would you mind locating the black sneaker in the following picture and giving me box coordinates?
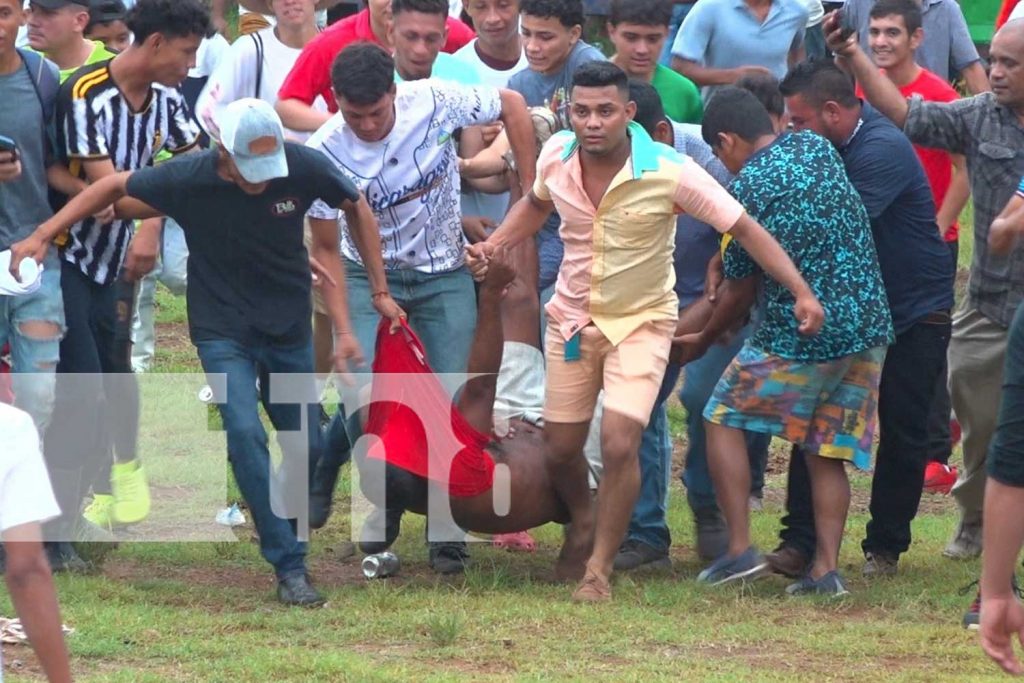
[44,541,90,574]
[358,507,403,555]
[277,573,325,607]
[613,539,671,572]
[429,542,469,575]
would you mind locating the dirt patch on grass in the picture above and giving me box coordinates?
[156,320,192,359]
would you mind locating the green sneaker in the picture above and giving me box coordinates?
[83,493,115,529]
[112,460,151,524]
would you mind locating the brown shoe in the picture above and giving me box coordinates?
[572,571,612,603]
[764,545,811,579]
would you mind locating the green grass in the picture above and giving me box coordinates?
[3,206,999,681]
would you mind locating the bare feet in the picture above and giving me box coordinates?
[555,519,594,581]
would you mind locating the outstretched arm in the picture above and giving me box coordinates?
[456,246,517,435]
[9,171,159,279]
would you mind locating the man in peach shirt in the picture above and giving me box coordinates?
[467,60,823,602]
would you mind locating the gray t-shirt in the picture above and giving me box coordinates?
[0,63,51,254]
[508,41,606,290]
[846,0,980,81]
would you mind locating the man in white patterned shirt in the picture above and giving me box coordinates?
[306,41,534,573]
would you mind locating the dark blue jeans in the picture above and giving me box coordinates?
[196,335,323,579]
[779,315,952,559]
[627,324,770,551]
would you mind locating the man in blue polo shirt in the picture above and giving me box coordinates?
[765,60,955,579]
[670,0,808,97]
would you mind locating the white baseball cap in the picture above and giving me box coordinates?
[218,98,288,183]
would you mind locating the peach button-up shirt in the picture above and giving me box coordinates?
[536,122,746,346]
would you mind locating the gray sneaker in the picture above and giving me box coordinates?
[943,519,982,560]
[692,506,729,562]
[786,570,850,597]
[862,551,898,577]
[613,539,672,572]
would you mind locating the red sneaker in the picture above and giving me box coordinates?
[923,461,957,495]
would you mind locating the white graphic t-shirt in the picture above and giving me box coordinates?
[306,79,502,273]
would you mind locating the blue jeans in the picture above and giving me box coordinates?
[0,255,63,432]
[132,218,188,372]
[345,260,477,374]
[196,335,322,578]
[627,323,769,550]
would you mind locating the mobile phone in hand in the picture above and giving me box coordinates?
[0,135,18,162]
[835,8,856,41]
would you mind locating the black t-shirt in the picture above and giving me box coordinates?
[126,143,359,345]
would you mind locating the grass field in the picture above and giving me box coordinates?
[2,207,1006,682]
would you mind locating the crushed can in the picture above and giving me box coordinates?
[362,551,400,579]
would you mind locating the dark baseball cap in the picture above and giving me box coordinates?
[29,0,92,9]
[87,0,127,23]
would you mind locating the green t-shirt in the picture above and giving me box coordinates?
[53,40,117,84]
[651,64,703,124]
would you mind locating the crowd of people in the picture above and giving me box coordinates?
[4,0,1024,678]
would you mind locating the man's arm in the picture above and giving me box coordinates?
[962,61,992,95]
[496,89,536,195]
[308,216,363,375]
[937,154,971,238]
[337,195,405,329]
[827,15,910,127]
[9,171,160,277]
[671,58,772,87]
[4,524,73,683]
[276,98,333,134]
[466,190,554,281]
[989,191,1024,255]
[672,275,758,365]
[727,213,824,334]
[0,149,21,183]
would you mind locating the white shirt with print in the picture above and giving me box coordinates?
[307,79,503,273]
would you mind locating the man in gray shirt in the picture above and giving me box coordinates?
[827,14,1024,572]
[0,11,64,437]
[841,0,990,94]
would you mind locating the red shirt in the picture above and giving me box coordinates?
[277,9,476,112]
[857,68,960,241]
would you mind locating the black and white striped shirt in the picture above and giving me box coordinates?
[58,59,198,285]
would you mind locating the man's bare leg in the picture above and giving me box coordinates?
[804,452,850,579]
[586,409,645,582]
[705,422,753,556]
[545,421,596,580]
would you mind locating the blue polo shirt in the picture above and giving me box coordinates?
[671,0,808,97]
[839,106,955,335]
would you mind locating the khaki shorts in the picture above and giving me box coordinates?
[543,319,674,427]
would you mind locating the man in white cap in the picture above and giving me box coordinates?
[10,98,404,606]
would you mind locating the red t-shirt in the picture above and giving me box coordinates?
[277,8,476,112]
[857,68,960,241]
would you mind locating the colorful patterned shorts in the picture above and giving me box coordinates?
[703,344,887,470]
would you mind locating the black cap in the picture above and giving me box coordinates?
[87,0,127,23]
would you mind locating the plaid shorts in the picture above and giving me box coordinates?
[703,344,887,469]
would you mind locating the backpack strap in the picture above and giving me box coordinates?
[251,32,265,100]
[16,48,60,157]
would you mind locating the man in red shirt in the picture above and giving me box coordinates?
[858,0,968,495]
[276,0,475,131]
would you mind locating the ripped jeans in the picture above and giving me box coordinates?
[0,256,64,433]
